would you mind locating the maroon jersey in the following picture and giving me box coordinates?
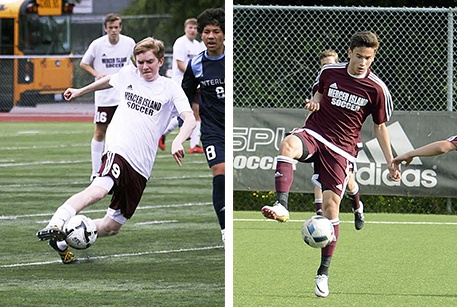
[305,62,393,157]
[447,135,457,148]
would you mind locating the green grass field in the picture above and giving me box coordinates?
[0,122,224,306]
[234,211,457,306]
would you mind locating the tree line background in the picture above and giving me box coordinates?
[120,0,225,52]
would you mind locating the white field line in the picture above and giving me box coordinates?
[0,202,212,220]
[234,218,457,225]
[0,160,90,167]
[0,173,212,189]
[0,245,222,268]
[0,143,87,151]
[3,131,90,138]
[0,155,207,168]
[135,220,179,225]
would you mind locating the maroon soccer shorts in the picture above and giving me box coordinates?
[290,129,352,198]
[94,106,118,125]
[98,151,147,219]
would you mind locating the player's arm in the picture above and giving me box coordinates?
[177,60,187,73]
[64,75,112,101]
[373,123,401,181]
[171,111,196,166]
[392,140,457,167]
[181,62,199,102]
[80,62,105,80]
[303,91,322,124]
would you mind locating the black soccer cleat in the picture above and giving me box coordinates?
[36,225,67,241]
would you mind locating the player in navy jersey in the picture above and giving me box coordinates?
[310,49,365,230]
[182,8,225,246]
[262,31,401,297]
[393,135,457,166]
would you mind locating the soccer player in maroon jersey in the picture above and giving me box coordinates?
[311,49,365,230]
[261,31,401,297]
[392,135,457,166]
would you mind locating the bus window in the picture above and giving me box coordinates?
[19,15,71,55]
[0,18,14,55]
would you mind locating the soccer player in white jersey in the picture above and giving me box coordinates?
[160,18,205,154]
[393,135,457,165]
[36,37,196,264]
[80,13,136,181]
[261,31,401,297]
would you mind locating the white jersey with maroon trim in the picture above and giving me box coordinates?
[305,62,393,157]
[106,65,192,179]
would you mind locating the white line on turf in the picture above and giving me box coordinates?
[0,174,211,189]
[0,245,222,268]
[0,203,212,220]
[234,218,457,225]
[135,220,178,225]
[0,143,87,150]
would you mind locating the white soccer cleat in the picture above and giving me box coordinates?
[261,201,290,222]
[315,274,329,298]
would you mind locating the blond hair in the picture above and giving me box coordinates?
[134,37,165,61]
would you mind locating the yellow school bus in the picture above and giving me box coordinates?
[0,0,76,111]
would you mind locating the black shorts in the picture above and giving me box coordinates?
[99,151,147,219]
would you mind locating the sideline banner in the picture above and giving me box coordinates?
[233,108,457,198]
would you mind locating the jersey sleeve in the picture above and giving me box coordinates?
[173,38,187,62]
[371,81,393,125]
[447,135,457,149]
[81,41,96,65]
[170,80,193,115]
[108,65,129,91]
[181,60,199,103]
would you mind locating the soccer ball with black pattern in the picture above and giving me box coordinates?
[301,215,334,249]
[64,215,98,250]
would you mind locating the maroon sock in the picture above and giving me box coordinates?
[275,160,294,194]
[275,160,294,208]
[348,193,361,211]
[322,223,339,258]
[315,201,323,215]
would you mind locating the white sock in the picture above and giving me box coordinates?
[91,138,104,174]
[56,240,69,251]
[48,204,76,229]
[164,117,179,135]
[190,121,201,148]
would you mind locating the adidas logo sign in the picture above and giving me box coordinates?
[357,121,422,165]
[356,121,436,188]
[127,85,133,90]
[329,83,338,89]
[274,171,283,178]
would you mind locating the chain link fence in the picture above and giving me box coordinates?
[234,5,457,111]
[233,5,457,213]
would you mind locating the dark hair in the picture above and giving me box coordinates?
[104,13,121,27]
[197,8,225,34]
[349,31,379,51]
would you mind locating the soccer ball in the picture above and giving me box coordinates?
[64,215,98,250]
[301,215,334,248]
